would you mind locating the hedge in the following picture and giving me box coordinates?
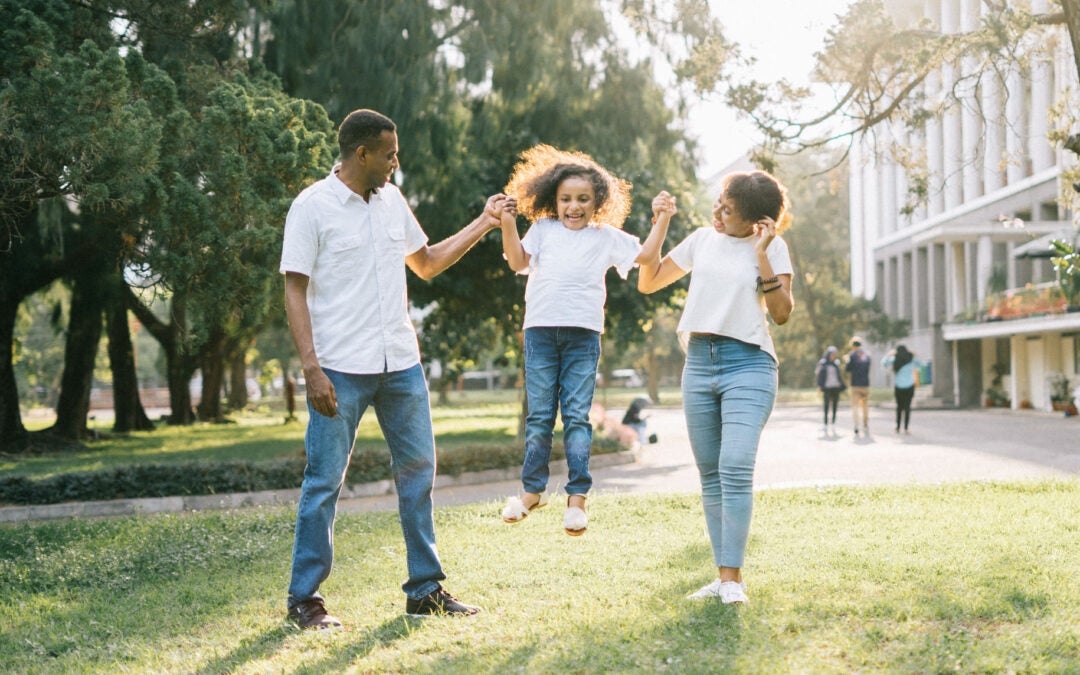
[0,437,626,506]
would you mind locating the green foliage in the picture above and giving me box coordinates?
[1050,237,1080,306]
[259,0,704,380]
[13,281,67,408]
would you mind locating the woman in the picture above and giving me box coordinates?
[638,171,794,604]
[882,345,921,434]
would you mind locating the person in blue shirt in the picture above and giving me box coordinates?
[882,344,922,434]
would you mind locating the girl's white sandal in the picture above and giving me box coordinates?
[501,493,548,523]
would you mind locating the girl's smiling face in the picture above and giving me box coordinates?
[713,195,755,238]
[556,176,596,230]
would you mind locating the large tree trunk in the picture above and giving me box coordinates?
[196,326,227,421]
[128,288,197,425]
[645,337,661,404]
[106,278,153,433]
[49,273,104,441]
[0,296,28,451]
[227,341,248,412]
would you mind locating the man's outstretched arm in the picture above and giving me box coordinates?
[406,194,510,280]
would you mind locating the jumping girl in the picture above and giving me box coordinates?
[497,144,666,536]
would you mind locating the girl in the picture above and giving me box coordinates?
[639,171,794,604]
[815,345,845,434]
[498,144,666,536]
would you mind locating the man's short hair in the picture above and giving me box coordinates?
[338,109,396,158]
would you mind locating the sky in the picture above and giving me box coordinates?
[690,0,856,178]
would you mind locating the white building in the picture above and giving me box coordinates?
[850,0,1079,410]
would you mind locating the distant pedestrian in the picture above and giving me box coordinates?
[622,396,653,445]
[845,336,872,436]
[815,346,845,434]
[882,345,921,434]
[639,170,794,605]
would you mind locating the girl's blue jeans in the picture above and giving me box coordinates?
[682,334,777,569]
[287,364,445,607]
[522,326,601,496]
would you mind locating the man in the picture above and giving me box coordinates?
[280,108,510,629]
[845,336,872,436]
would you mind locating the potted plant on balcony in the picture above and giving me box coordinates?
[1049,373,1073,412]
[984,363,1010,408]
[1050,238,1080,312]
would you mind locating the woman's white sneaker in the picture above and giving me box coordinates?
[687,579,748,604]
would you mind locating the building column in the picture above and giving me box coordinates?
[1005,65,1028,182]
[946,241,967,318]
[862,142,880,299]
[941,0,963,210]
[1030,0,1055,172]
[980,2,1005,193]
[850,136,867,297]
[960,0,983,202]
[924,67,945,215]
[976,235,993,305]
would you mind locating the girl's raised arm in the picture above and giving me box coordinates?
[499,199,530,272]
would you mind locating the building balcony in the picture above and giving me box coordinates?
[943,282,1080,341]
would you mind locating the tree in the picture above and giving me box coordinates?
[703,0,1080,177]
[0,1,171,450]
[259,1,710,400]
[770,149,909,387]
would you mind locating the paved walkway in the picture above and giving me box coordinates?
[341,402,1080,514]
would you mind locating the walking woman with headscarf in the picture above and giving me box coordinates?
[882,345,921,434]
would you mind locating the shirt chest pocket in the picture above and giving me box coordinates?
[327,235,368,272]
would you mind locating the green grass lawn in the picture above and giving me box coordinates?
[2,481,1078,673]
[6,402,524,480]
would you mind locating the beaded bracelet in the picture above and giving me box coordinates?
[756,275,778,288]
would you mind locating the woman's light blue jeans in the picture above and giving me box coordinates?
[287,364,445,607]
[682,334,777,569]
[522,326,601,496]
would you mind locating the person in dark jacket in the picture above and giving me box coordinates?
[845,336,872,436]
[814,346,845,434]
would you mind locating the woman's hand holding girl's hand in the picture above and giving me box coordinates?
[651,191,677,221]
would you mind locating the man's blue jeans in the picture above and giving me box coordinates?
[287,364,445,606]
[682,334,777,569]
[522,326,601,496]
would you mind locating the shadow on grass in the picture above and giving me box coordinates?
[194,626,294,675]
[296,615,429,673]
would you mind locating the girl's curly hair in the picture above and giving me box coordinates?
[504,144,632,228]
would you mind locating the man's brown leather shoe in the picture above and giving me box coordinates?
[287,598,343,630]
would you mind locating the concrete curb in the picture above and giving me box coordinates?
[0,448,639,524]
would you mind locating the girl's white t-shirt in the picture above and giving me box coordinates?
[519,218,642,332]
[668,227,793,362]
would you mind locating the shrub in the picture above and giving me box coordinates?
[0,437,627,506]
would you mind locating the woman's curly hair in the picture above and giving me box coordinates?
[721,171,794,233]
[504,144,632,228]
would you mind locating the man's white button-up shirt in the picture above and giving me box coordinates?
[280,173,428,374]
